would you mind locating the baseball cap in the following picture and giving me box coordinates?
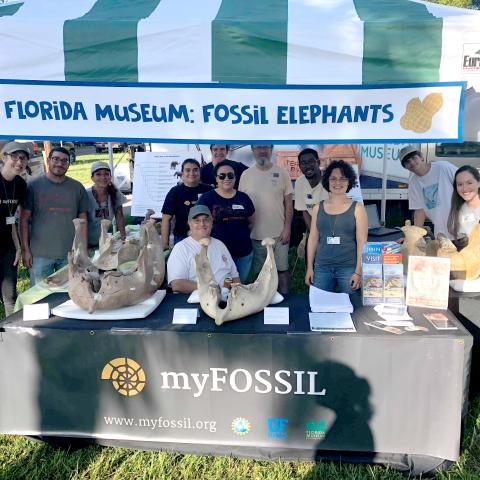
[188,205,212,222]
[1,141,30,158]
[91,161,111,175]
[399,145,421,167]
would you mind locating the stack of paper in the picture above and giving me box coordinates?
[373,304,413,326]
[309,286,353,313]
[309,312,356,332]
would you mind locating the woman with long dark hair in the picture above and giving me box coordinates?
[86,161,127,248]
[447,165,480,242]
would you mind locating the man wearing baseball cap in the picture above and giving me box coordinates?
[399,145,457,237]
[20,147,89,285]
[167,205,239,293]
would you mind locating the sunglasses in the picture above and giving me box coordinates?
[217,172,235,180]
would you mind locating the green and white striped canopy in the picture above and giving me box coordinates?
[1,0,479,88]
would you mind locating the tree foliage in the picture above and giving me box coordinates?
[428,0,472,8]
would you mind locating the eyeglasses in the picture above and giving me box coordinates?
[329,176,348,183]
[8,153,29,164]
[50,156,69,164]
[217,172,235,180]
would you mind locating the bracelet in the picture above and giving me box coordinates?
[353,272,361,276]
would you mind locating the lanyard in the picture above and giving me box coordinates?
[1,175,16,218]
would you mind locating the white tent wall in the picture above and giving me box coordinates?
[1,0,480,224]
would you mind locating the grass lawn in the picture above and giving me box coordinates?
[68,151,130,186]
[1,155,479,479]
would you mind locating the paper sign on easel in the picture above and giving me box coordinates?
[406,256,450,310]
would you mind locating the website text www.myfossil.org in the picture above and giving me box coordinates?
[104,416,216,432]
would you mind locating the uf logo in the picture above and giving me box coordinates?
[268,418,288,439]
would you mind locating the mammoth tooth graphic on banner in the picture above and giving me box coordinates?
[68,214,165,313]
[195,237,279,326]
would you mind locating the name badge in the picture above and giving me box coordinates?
[327,236,340,245]
[232,204,244,210]
[6,216,16,225]
[462,213,476,223]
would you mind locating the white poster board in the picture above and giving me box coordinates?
[131,151,195,218]
[406,256,451,310]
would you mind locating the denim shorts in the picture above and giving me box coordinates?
[233,251,253,284]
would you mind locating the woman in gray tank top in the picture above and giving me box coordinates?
[305,160,368,302]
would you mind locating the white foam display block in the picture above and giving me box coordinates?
[51,290,166,320]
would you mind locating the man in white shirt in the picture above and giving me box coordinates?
[294,148,329,263]
[295,148,329,230]
[167,205,239,293]
[400,145,457,238]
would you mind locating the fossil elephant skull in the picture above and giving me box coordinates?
[195,237,278,325]
[68,215,165,313]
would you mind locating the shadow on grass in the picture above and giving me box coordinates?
[0,437,102,479]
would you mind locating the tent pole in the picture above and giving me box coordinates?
[381,144,388,225]
[108,142,116,234]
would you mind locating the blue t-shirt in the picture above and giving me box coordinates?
[197,190,255,258]
[161,183,213,237]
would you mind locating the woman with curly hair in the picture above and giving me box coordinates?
[305,160,367,303]
[447,165,480,246]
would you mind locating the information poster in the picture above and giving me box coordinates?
[131,151,195,218]
[406,256,451,309]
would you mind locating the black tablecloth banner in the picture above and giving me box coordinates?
[0,293,472,474]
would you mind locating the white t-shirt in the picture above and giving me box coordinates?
[294,174,329,213]
[458,203,480,238]
[167,236,239,285]
[408,161,457,237]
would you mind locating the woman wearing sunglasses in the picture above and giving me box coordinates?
[197,160,255,283]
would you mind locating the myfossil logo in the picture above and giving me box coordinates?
[101,357,146,397]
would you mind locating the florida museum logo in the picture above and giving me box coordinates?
[101,357,146,397]
[231,417,251,436]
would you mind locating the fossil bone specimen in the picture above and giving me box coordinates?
[400,220,427,273]
[195,237,278,325]
[435,224,480,280]
[94,219,140,271]
[68,215,165,313]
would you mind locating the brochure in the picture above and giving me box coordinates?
[424,312,458,330]
[309,312,356,332]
